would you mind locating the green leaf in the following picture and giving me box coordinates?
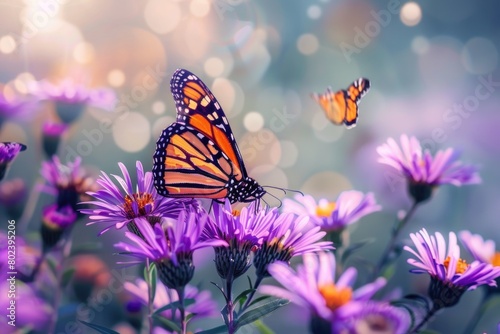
[340,238,374,264]
[78,320,120,334]
[69,242,102,256]
[236,299,289,328]
[249,295,271,307]
[61,267,76,288]
[418,330,440,334]
[197,325,228,334]
[253,319,275,334]
[247,276,253,289]
[144,263,157,302]
[234,288,254,307]
[153,314,182,333]
[153,299,196,315]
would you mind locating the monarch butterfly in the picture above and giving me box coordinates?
[311,78,370,128]
[152,69,266,204]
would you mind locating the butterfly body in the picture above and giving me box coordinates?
[153,69,265,204]
[312,78,370,128]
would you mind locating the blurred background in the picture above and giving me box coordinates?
[0,0,499,333]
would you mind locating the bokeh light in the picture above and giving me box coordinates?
[144,0,182,34]
[297,33,319,55]
[151,100,166,115]
[190,0,211,17]
[112,112,151,152]
[0,35,17,54]
[400,2,422,27]
[73,42,95,64]
[107,69,126,87]
[204,57,225,78]
[461,37,498,74]
[307,5,322,20]
[243,111,264,132]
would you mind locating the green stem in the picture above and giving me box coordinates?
[176,287,187,334]
[226,275,236,334]
[373,201,419,279]
[411,304,439,333]
[146,260,154,334]
[240,276,263,313]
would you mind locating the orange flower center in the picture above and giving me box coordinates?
[490,252,500,267]
[123,192,154,219]
[443,256,469,274]
[232,209,241,217]
[318,283,352,311]
[315,202,336,217]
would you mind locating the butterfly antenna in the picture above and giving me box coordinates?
[264,191,283,208]
[262,185,304,197]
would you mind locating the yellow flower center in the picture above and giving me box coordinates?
[443,256,469,274]
[315,202,336,218]
[318,283,352,311]
[123,192,154,219]
[490,252,500,267]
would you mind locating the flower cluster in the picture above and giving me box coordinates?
[11,90,497,334]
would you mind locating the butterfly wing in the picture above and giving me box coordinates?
[311,88,347,125]
[312,78,370,128]
[153,122,240,199]
[344,78,371,127]
[169,69,248,177]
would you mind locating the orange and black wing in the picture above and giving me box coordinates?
[153,123,238,199]
[344,78,370,127]
[312,77,370,128]
[169,69,247,177]
[311,88,348,126]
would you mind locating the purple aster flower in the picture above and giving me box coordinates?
[0,280,52,332]
[125,278,218,321]
[202,200,273,279]
[404,229,500,308]
[459,230,500,295]
[459,230,500,266]
[41,204,78,250]
[0,87,36,126]
[377,134,481,203]
[282,191,381,233]
[0,142,27,181]
[42,121,68,157]
[253,211,333,278]
[259,252,407,334]
[81,161,196,235]
[29,79,116,123]
[0,231,42,281]
[41,155,95,212]
[115,209,226,289]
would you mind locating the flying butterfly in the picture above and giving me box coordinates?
[311,78,371,129]
[152,69,266,204]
